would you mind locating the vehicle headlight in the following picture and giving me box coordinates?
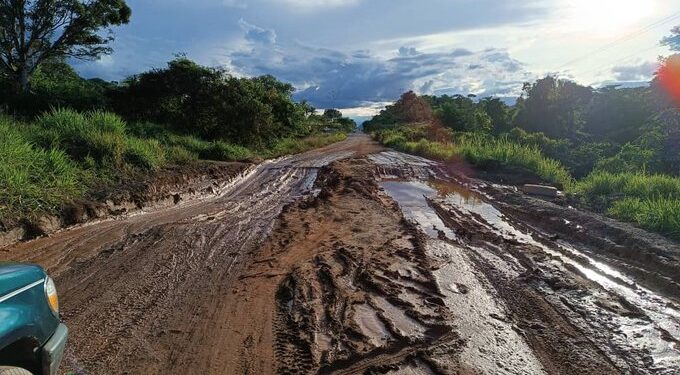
[44,277,59,316]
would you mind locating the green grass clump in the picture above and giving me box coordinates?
[203,141,254,161]
[573,172,680,205]
[0,118,83,221]
[32,108,127,165]
[377,127,573,188]
[165,145,198,164]
[261,133,348,159]
[124,138,167,170]
[609,198,680,240]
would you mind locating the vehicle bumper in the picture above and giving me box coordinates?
[41,324,68,375]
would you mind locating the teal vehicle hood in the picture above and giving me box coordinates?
[0,262,58,351]
[0,263,45,296]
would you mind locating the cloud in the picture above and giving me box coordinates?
[239,19,277,44]
[611,61,658,81]
[222,0,248,8]
[275,0,360,9]
[227,21,533,108]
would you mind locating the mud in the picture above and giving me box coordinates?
[0,161,252,246]
[1,134,679,374]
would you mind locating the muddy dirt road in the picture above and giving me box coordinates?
[2,134,680,374]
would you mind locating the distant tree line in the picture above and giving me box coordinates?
[365,60,680,178]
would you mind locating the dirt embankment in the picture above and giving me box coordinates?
[0,161,251,248]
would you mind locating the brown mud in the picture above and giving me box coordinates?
[0,161,252,247]
[1,134,679,374]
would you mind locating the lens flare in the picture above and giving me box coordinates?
[658,56,680,105]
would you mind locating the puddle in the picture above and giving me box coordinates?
[381,179,546,374]
[372,296,426,337]
[353,303,393,347]
[374,150,680,371]
[438,186,680,369]
[429,179,680,371]
[380,180,455,239]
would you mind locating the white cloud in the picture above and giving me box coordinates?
[612,60,659,81]
[226,21,533,108]
[274,0,359,10]
[222,0,248,8]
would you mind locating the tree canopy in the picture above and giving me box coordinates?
[0,0,131,91]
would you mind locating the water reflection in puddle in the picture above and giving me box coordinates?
[381,177,680,371]
[380,180,456,240]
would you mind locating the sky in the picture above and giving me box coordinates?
[73,0,680,120]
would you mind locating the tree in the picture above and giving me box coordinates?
[0,0,131,92]
[478,97,511,134]
[514,76,593,139]
[323,108,342,120]
[584,86,654,144]
[111,57,312,147]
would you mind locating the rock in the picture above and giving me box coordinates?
[521,184,559,198]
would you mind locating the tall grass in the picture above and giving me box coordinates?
[260,132,348,159]
[572,172,680,205]
[378,128,573,188]
[0,118,83,221]
[609,198,680,240]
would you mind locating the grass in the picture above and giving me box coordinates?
[260,132,348,159]
[609,198,680,240]
[376,127,573,188]
[0,109,349,224]
[572,172,680,239]
[0,117,83,221]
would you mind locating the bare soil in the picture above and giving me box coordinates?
[1,134,678,374]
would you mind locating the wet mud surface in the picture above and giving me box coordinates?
[1,134,679,374]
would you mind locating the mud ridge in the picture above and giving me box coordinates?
[0,161,252,248]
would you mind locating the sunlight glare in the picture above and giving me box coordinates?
[565,0,655,36]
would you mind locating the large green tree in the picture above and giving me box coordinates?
[0,0,131,92]
[514,76,593,139]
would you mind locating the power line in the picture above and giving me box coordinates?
[579,44,661,79]
[555,11,680,71]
